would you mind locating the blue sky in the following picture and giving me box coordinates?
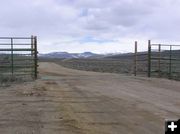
[0,0,180,53]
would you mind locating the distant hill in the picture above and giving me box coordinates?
[39,50,180,60]
[39,52,104,59]
[105,50,180,60]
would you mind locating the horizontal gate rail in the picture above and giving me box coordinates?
[0,43,32,46]
[0,37,32,39]
[0,49,35,51]
[0,65,37,68]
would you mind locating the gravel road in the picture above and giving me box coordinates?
[0,62,179,134]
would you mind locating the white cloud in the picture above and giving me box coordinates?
[0,0,180,53]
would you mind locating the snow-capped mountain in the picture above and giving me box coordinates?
[39,52,102,59]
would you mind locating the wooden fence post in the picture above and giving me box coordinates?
[134,41,137,76]
[158,44,161,77]
[169,45,172,79]
[11,38,14,76]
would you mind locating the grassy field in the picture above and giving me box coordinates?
[40,58,135,75]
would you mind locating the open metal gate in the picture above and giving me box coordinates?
[0,36,38,80]
[148,41,180,80]
[134,40,180,80]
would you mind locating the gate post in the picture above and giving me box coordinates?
[148,40,151,77]
[169,45,172,79]
[158,44,161,77]
[11,38,14,76]
[134,41,137,76]
[34,36,38,79]
[31,35,34,78]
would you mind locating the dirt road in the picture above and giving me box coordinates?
[0,62,180,134]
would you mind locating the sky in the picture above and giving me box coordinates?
[0,0,180,53]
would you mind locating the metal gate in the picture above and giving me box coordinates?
[134,40,180,80]
[0,36,38,80]
[148,41,180,80]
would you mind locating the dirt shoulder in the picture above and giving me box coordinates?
[0,62,179,134]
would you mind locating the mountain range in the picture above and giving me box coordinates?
[39,52,107,59]
[39,49,180,59]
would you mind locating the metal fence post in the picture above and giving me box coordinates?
[31,35,34,78]
[148,40,151,77]
[34,36,38,79]
[134,41,137,76]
